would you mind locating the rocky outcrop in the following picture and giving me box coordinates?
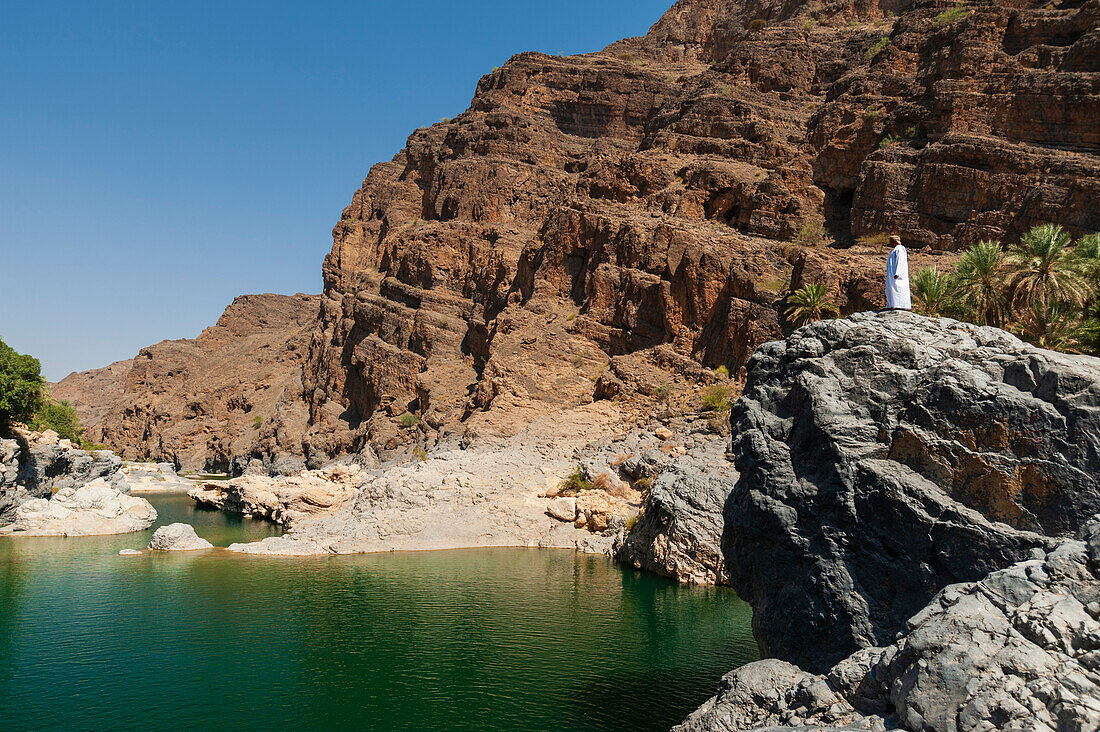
[111,462,192,493]
[615,436,735,585]
[1,430,124,526]
[677,521,1100,731]
[52,293,320,473]
[188,464,363,527]
[724,311,1100,673]
[0,479,157,536]
[148,523,213,551]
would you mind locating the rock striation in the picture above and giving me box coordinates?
[615,436,735,585]
[725,311,1100,673]
[147,523,213,551]
[0,479,156,536]
[676,520,1100,731]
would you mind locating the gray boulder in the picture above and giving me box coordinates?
[725,312,1100,672]
[678,520,1100,731]
[148,523,213,551]
[616,437,734,585]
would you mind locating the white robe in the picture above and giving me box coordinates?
[886,244,912,310]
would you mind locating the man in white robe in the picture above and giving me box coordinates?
[885,235,912,310]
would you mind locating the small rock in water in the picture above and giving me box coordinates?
[118,549,142,556]
[147,523,213,551]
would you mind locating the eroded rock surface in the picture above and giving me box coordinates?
[726,311,1100,672]
[0,479,156,536]
[188,464,363,527]
[1,430,124,525]
[678,522,1100,731]
[148,523,213,551]
[615,436,735,585]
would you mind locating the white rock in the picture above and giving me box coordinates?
[147,523,213,551]
[0,478,156,536]
[546,496,577,522]
[118,548,142,556]
[654,427,674,441]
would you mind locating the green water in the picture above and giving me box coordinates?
[0,494,758,731]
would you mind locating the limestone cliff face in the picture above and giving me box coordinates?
[303,0,1099,457]
[54,294,319,472]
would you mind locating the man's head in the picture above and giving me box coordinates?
[889,235,902,248]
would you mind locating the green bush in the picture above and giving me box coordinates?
[796,219,826,245]
[866,37,889,59]
[253,415,262,429]
[802,19,816,32]
[700,385,732,413]
[0,338,44,431]
[29,396,82,443]
[413,447,428,462]
[652,383,674,402]
[749,18,767,31]
[879,134,896,149]
[935,5,969,24]
[559,467,594,495]
[715,364,730,378]
[625,513,641,531]
[399,413,420,428]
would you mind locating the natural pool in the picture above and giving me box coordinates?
[0,493,757,731]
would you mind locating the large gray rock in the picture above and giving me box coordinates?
[1,434,124,526]
[0,478,157,536]
[725,312,1100,672]
[148,523,213,551]
[615,437,734,585]
[677,521,1100,731]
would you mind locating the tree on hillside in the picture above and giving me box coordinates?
[29,392,83,443]
[785,282,837,327]
[0,338,44,432]
[954,240,1007,327]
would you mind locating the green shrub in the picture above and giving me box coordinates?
[440,117,450,123]
[715,364,730,378]
[632,477,653,493]
[796,219,826,245]
[864,108,881,122]
[253,415,262,429]
[700,385,732,413]
[652,383,674,402]
[625,513,641,531]
[866,37,889,59]
[29,397,82,443]
[879,134,896,149]
[749,18,767,31]
[802,19,816,32]
[559,467,594,495]
[0,338,43,430]
[399,413,420,428]
[413,447,428,462]
[935,5,969,24]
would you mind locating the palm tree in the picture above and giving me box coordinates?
[953,240,1007,327]
[912,267,957,317]
[1013,301,1085,353]
[785,282,838,327]
[1005,224,1093,314]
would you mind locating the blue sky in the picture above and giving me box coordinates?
[0,0,671,381]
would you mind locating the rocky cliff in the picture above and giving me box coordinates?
[53,293,319,472]
[303,0,1099,459]
[724,311,1100,673]
[57,0,1099,472]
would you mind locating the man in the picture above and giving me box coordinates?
[885,235,911,310]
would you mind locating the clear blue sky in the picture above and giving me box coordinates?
[1,0,671,381]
